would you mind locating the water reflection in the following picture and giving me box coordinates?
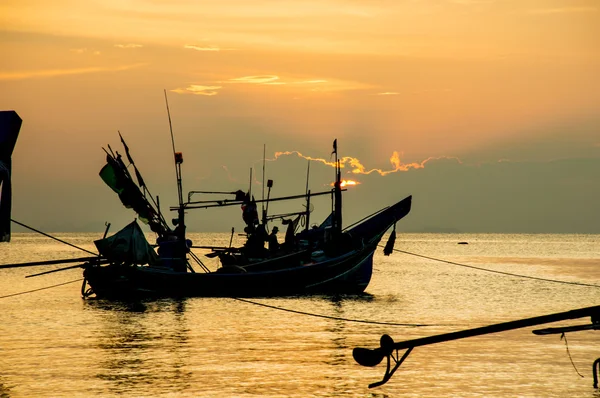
[84,298,192,395]
[83,297,187,314]
[0,377,12,398]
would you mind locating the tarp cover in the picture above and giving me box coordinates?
[94,220,159,266]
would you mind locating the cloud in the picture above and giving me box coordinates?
[528,7,598,14]
[298,80,328,84]
[114,43,144,48]
[222,75,372,91]
[450,0,495,4]
[0,63,146,81]
[183,44,227,52]
[171,74,373,98]
[272,150,463,177]
[70,48,101,55]
[171,84,222,96]
[227,75,280,84]
[375,92,399,96]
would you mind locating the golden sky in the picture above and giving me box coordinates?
[1,0,599,232]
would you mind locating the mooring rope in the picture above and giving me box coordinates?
[383,246,600,288]
[233,297,459,327]
[11,219,98,256]
[0,279,83,299]
[561,332,585,378]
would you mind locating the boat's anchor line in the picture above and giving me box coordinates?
[0,279,83,300]
[232,297,456,327]
[81,278,94,298]
[353,305,600,388]
[10,219,98,256]
[381,245,600,289]
[594,358,600,388]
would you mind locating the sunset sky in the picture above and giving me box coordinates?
[1,0,599,233]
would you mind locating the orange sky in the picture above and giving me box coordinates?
[1,0,599,232]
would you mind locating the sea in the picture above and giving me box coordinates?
[1,232,599,398]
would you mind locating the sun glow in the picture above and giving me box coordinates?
[340,179,359,187]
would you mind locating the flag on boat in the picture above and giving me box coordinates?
[99,153,161,232]
[118,132,146,188]
[241,192,259,226]
[118,131,135,165]
[99,157,125,194]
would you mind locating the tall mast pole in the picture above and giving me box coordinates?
[333,139,342,236]
[305,159,311,231]
[164,90,183,207]
[262,144,266,223]
[164,89,187,272]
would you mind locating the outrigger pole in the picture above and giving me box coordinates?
[353,305,600,388]
[175,189,345,210]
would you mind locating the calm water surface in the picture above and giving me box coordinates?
[1,233,599,397]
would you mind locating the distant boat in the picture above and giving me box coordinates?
[457,242,468,245]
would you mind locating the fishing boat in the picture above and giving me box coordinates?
[0,104,411,299]
[81,135,412,299]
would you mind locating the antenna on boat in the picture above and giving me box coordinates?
[332,139,342,235]
[248,167,252,197]
[305,160,311,231]
[261,144,266,223]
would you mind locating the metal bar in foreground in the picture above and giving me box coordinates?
[353,305,600,388]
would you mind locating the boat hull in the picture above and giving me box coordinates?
[84,195,411,299]
[84,240,376,299]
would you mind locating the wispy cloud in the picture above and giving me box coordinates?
[227,75,280,84]
[298,80,328,84]
[184,44,227,52]
[528,7,598,14]
[272,151,463,176]
[0,63,146,81]
[171,84,222,96]
[222,75,372,91]
[114,43,144,48]
[171,74,372,97]
[375,92,399,96]
[70,48,101,55]
[450,0,495,4]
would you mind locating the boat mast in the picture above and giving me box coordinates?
[261,144,266,223]
[333,139,342,236]
[164,90,185,240]
[305,159,310,231]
